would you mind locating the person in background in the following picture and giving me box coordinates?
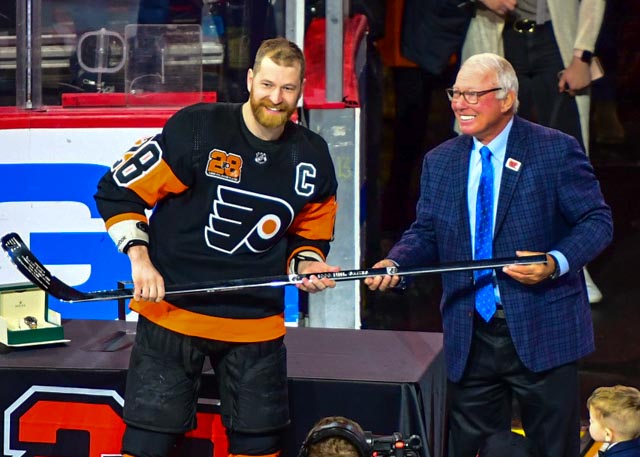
[95,37,339,457]
[365,53,613,457]
[299,416,369,457]
[587,385,640,457]
[378,0,473,246]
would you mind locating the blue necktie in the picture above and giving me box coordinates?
[475,146,495,322]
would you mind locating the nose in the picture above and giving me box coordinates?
[269,88,283,105]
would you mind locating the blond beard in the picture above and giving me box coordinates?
[249,91,296,129]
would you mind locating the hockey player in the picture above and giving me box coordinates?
[94,37,339,457]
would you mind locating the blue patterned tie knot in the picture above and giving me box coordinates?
[475,146,495,322]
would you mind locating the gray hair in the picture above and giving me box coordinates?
[462,53,520,113]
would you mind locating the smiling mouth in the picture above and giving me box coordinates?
[264,105,283,113]
[459,114,476,121]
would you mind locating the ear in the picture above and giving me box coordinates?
[246,68,254,93]
[500,90,515,113]
[604,426,614,442]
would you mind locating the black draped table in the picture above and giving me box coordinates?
[0,320,446,457]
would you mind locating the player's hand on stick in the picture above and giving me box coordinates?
[364,259,402,291]
[127,245,165,302]
[296,261,340,293]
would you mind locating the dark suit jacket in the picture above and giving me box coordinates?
[600,439,640,457]
[401,0,473,75]
[388,116,613,382]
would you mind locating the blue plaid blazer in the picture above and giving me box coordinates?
[388,116,613,382]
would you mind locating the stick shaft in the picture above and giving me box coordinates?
[2,232,547,303]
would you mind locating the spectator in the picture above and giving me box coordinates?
[378,0,473,243]
[299,416,370,457]
[587,385,640,457]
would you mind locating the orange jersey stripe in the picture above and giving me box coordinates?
[104,212,148,230]
[288,196,337,240]
[126,159,188,207]
[131,300,286,343]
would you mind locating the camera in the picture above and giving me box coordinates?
[367,432,422,457]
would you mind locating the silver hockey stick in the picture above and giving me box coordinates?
[2,232,547,303]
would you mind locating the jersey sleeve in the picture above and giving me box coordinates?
[286,136,338,264]
[94,107,197,246]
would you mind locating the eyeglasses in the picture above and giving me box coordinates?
[445,87,503,104]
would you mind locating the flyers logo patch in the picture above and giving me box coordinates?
[206,149,243,183]
[205,186,294,254]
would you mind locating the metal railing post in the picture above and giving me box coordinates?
[15,0,42,109]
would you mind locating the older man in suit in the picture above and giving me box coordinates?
[366,53,612,457]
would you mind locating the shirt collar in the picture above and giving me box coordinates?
[471,118,514,164]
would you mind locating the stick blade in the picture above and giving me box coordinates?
[1,232,87,301]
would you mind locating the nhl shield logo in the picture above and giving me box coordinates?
[255,152,268,164]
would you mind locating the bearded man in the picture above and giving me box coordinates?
[95,37,339,457]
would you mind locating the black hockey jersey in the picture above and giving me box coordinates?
[95,103,338,342]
